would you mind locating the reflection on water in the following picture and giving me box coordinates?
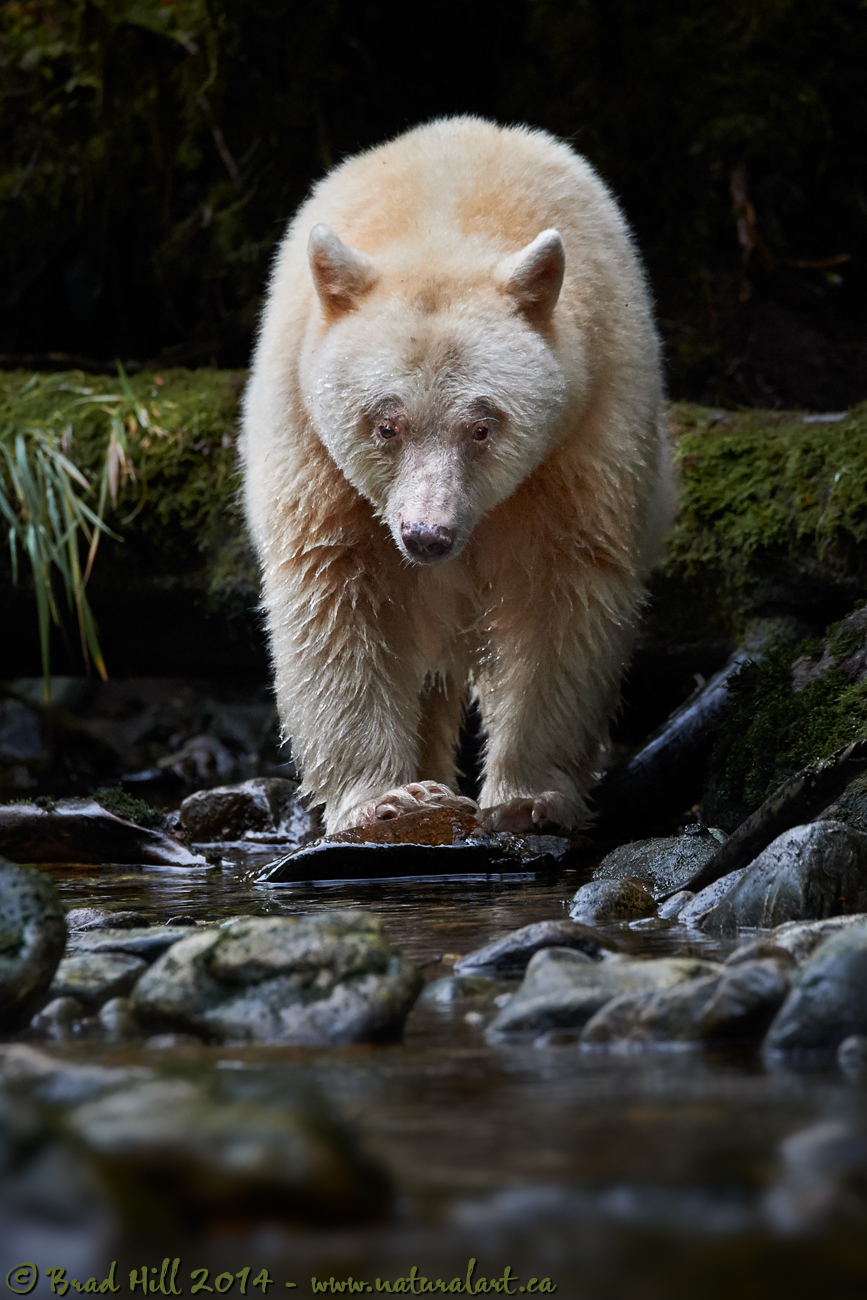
[6,858,867,1298]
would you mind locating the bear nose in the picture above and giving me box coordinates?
[401,522,455,562]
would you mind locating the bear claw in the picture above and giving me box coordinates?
[350,780,481,828]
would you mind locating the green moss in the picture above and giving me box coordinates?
[91,787,163,829]
[657,402,867,639]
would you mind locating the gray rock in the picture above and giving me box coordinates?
[179,777,319,844]
[65,907,151,930]
[580,974,723,1046]
[700,822,867,937]
[420,974,499,1003]
[677,867,750,926]
[0,1043,148,1103]
[569,878,657,924]
[724,939,798,969]
[657,891,695,919]
[0,858,67,1030]
[455,919,617,976]
[763,1121,867,1233]
[837,1034,867,1074]
[67,1074,390,1226]
[768,914,867,964]
[98,997,140,1040]
[67,924,200,961]
[489,948,721,1035]
[28,997,84,1041]
[132,911,422,1045]
[764,921,867,1057]
[699,960,791,1041]
[49,951,148,1010]
[0,799,206,866]
[592,828,726,898]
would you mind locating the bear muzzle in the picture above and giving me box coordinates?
[400,521,456,563]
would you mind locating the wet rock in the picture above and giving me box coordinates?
[28,997,84,1041]
[837,1034,867,1075]
[66,923,201,962]
[67,1074,391,1227]
[724,939,798,969]
[420,974,498,1003]
[579,974,723,1047]
[700,821,867,937]
[0,799,207,865]
[179,777,318,844]
[259,809,572,882]
[455,919,617,976]
[763,1121,867,1232]
[98,997,140,1040]
[765,913,867,964]
[0,858,67,1030]
[49,951,148,1010]
[488,948,720,1036]
[763,920,867,1057]
[0,1043,148,1103]
[65,907,151,930]
[132,911,422,1045]
[676,867,749,926]
[569,878,657,924]
[657,891,695,919]
[592,827,726,898]
[699,959,791,1041]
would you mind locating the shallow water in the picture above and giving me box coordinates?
[8,857,867,1298]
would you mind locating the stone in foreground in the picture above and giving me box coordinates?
[0,858,67,1030]
[569,877,657,924]
[132,911,422,1045]
[49,951,148,1011]
[488,948,720,1035]
[700,821,867,936]
[455,919,617,976]
[763,920,867,1058]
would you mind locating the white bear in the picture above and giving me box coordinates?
[242,116,674,834]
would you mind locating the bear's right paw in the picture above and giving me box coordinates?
[349,781,480,828]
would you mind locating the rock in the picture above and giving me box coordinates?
[67,1075,391,1227]
[0,799,207,865]
[580,974,723,1047]
[657,890,695,919]
[65,907,151,930]
[569,878,657,924]
[765,914,867,964]
[488,948,720,1035]
[837,1034,867,1074]
[98,997,140,1040]
[0,1043,148,1103]
[179,777,319,844]
[49,951,148,1010]
[132,911,422,1045]
[724,939,798,969]
[0,858,67,1030]
[420,974,498,1003]
[28,997,84,1041]
[454,919,617,976]
[699,960,791,1041]
[763,921,867,1057]
[66,923,201,961]
[592,828,725,898]
[676,867,749,926]
[700,821,867,936]
[258,810,573,882]
[763,1121,867,1233]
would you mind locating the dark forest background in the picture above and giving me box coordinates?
[1,0,866,410]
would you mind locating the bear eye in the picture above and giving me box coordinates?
[472,423,490,443]
[377,423,399,440]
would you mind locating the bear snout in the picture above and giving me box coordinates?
[400,522,456,563]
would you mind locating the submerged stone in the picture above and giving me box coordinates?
[569,877,657,924]
[0,858,67,1030]
[455,919,617,976]
[132,911,422,1045]
[700,821,867,937]
[67,923,201,961]
[488,948,720,1036]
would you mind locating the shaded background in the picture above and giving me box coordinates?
[2,0,866,410]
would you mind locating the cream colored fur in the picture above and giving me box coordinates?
[242,116,674,834]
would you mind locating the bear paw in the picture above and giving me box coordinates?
[352,781,480,828]
[481,791,574,834]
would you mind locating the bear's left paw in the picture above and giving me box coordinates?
[481,791,575,834]
[354,781,480,827]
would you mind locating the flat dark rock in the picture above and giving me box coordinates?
[0,800,207,866]
[257,832,572,883]
[456,919,618,975]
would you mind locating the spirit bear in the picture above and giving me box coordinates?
[242,116,673,834]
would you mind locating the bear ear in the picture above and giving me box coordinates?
[499,229,565,323]
[308,224,378,316]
